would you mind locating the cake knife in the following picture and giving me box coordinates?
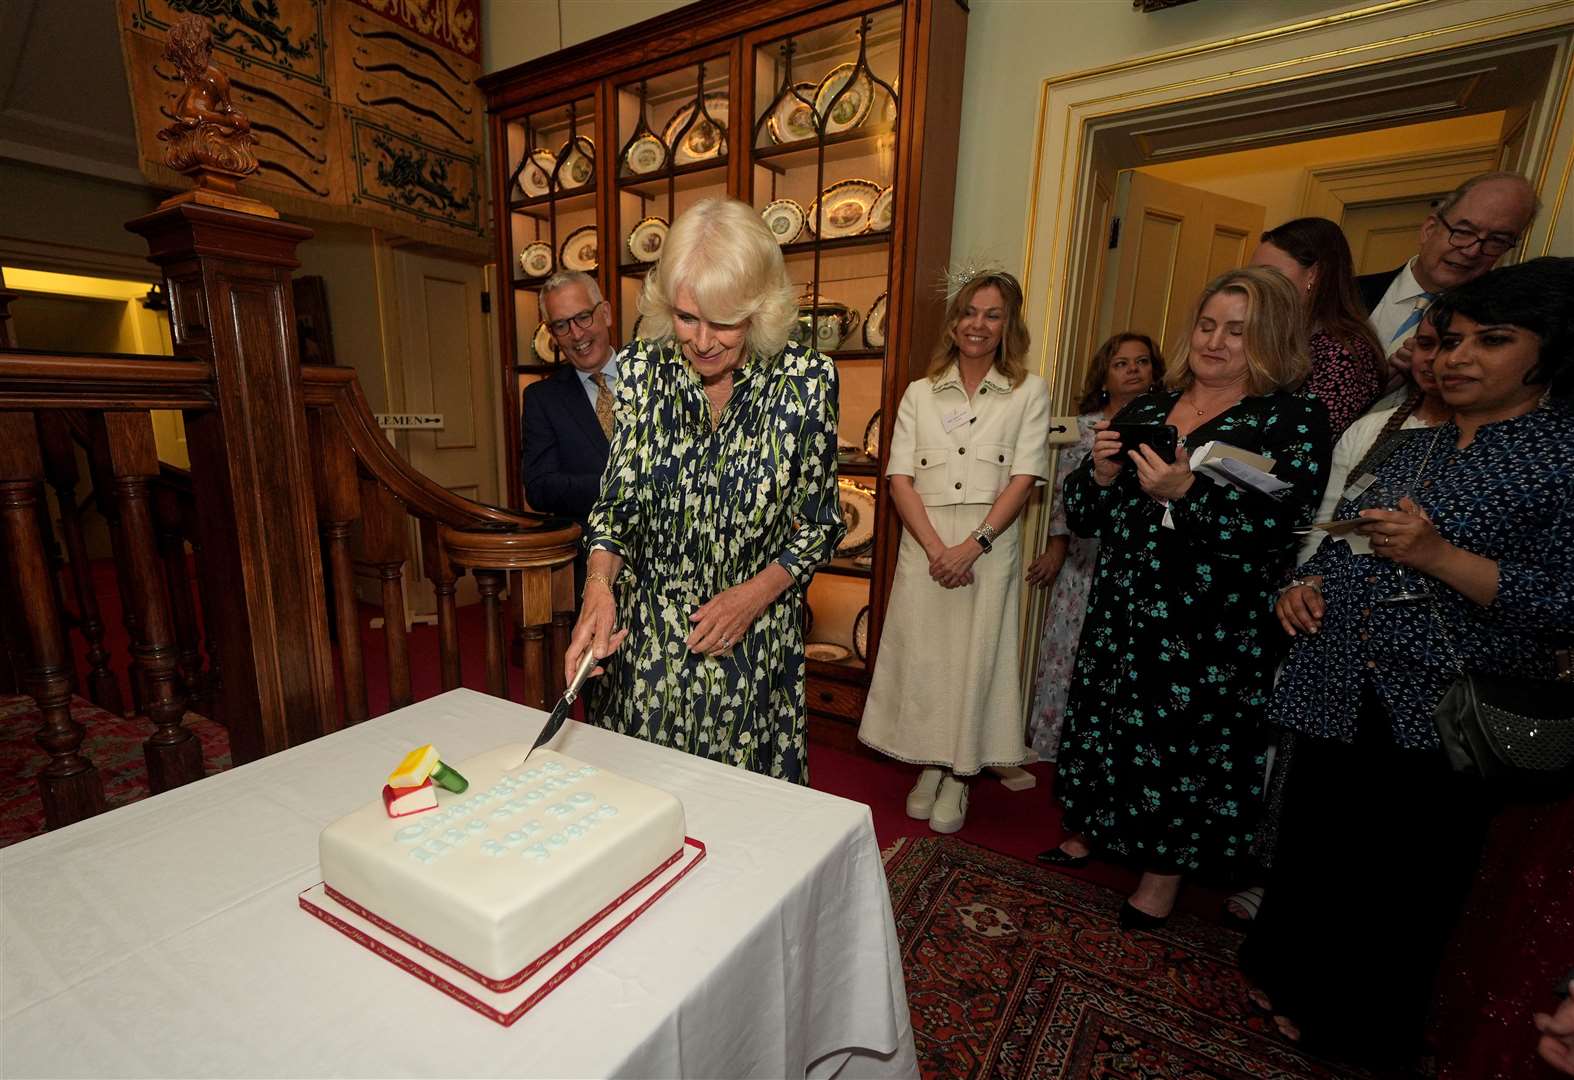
[522,647,599,762]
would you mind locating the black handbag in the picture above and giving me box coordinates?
[1430,607,1574,780]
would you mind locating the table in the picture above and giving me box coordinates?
[1,690,916,1078]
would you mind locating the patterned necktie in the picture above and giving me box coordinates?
[590,372,614,440]
[1390,293,1438,345]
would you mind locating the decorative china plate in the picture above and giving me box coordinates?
[558,139,594,190]
[867,185,894,233]
[862,410,881,458]
[768,83,819,144]
[627,217,668,263]
[560,226,598,272]
[853,606,870,661]
[814,63,874,134]
[533,321,556,363]
[864,292,888,349]
[663,94,729,165]
[808,179,881,239]
[837,478,876,557]
[623,133,666,175]
[805,642,851,663]
[762,199,805,246]
[519,148,556,198]
[518,242,553,279]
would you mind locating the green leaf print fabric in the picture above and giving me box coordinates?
[585,339,845,783]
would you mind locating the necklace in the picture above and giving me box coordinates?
[702,375,732,429]
[1182,388,1243,417]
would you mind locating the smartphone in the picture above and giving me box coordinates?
[1109,422,1178,464]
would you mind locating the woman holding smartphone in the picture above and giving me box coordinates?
[1043,267,1332,929]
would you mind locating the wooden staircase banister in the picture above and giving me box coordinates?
[0,350,216,410]
[301,364,561,533]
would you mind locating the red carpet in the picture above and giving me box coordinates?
[884,836,1385,1080]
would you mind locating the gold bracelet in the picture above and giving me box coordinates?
[583,570,617,597]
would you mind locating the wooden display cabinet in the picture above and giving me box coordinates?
[480,0,969,740]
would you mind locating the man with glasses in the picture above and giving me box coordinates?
[521,270,620,598]
[1357,171,1538,384]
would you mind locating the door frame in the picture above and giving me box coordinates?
[1013,0,1574,725]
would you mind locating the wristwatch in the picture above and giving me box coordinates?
[970,523,996,553]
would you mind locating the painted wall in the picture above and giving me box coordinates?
[953,0,1364,271]
[1138,112,1507,228]
[295,223,397,413]
[484,0,693,72]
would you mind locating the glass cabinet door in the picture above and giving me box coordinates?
[748,6,903,671]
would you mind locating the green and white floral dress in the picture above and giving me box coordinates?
[585,339,844,783]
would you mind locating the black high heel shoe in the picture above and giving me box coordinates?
[1118,900,1170,931]
[1036,845,1092,869]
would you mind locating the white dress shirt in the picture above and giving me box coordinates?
[1367,258,1436,358]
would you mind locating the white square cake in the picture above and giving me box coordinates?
[319,746,686,984]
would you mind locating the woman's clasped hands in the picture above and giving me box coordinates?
[927,538,979,590]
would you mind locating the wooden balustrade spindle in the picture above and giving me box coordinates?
[0,412,106,826]
[85,420,149,714]
[358,476,412,710]
[153,483,204,714]
[440,524,579,710]
[420,519,462,691]
[474,568,510,698]
[96,412,205,792]
[309,412,367,727]
[36,413,124,714]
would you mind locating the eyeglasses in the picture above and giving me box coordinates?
[1433,212,1519,257]
[546,302,605,336]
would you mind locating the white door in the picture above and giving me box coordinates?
[1105,170,1267,361]
[392,249,498,614]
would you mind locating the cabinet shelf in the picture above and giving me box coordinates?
[778,232,890,257]
[509,187,597,219]
[751,125,897,169]
[618,157,730,197]
[819,556,873,579]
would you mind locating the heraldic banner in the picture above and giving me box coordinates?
[119,0,488,254]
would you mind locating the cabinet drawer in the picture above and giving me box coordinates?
[807,676,867,722]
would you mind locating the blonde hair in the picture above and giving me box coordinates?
[1166,267,1308,395]
[637,197,799,359]
[925,271,1030,387]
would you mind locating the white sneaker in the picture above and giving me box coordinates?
[929,775,968,834]
[905,768,945,820]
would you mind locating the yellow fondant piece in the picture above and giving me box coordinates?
[388,744,440,788]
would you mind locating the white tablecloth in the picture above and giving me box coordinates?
[1,689,916,1079]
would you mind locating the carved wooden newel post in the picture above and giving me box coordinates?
[124,14,335,762]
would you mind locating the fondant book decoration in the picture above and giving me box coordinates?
[383,780,438,818]
[385,744,469,818]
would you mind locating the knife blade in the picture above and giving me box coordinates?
[522,647,599,762]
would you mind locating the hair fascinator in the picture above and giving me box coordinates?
[940,257,1021,302]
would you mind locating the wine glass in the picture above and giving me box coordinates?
[1352,478,1430,604]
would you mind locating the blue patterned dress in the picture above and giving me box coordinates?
[585,339,844,783]
[1054,390,1331,872]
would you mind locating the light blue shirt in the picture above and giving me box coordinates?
[574,352,619,410]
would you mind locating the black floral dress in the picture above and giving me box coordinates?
[584,339,844,783]
[1054,390,1331,872]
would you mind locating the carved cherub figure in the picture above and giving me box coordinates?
[158,13,257,179]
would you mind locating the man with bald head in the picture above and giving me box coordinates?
[1358,171,1538,382]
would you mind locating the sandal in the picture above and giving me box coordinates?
[1222,885,1264,928]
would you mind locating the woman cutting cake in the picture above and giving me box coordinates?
[564,198,844,783]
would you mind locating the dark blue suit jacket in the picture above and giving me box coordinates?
[521,364,610,530]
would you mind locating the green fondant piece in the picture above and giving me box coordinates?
[430,760,469,793]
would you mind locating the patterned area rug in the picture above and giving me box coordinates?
[884,836,1380,1080]
[0,694,231,849]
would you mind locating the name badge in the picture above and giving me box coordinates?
[941,406,973,433]
[1343,472,1377,502]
